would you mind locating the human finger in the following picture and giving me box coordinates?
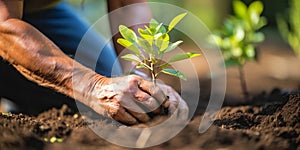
[174,94,189,120]
[138,80,168,106]
[156,83,188,118]
[126,109,150,123]
[112,107,138,125]
[131,89,162,113]
[119,94,151,122]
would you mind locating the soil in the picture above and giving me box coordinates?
[0,92,299,150]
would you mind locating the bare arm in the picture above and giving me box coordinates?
[0,0,186,124]
[0,0,107,106]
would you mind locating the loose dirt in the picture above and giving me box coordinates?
[0,92,299,150]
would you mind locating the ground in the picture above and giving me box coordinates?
[0,92,299,150]
[0,33,300,149]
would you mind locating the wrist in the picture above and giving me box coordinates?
[72,67,109,105]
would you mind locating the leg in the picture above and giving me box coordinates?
[23,2,122,76]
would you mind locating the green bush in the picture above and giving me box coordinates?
[210,0,267,66]
[277,0,300,57]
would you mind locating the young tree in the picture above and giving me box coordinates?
[210,0,267,100]
[117,13,200,84]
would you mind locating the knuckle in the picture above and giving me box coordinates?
[128,74,140,82]
[137,94,150,102]
[127,75,141,87]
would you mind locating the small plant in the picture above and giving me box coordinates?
[276,0,300,57]
[117,13,200,84]
[209,0,267,100]
[44,137,63,143]
[1,112,12,117]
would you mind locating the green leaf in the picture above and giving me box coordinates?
[163,40,183,53]
[50,137,57,143]
[156,34,170,52]
[248,1,264,26]
[136,63,147,69]
[117,38,140,55]
[224,19,235,35]
[149,19,159,28]
[138,28,150,36]
[138,28,154,46]
[161,69,187,80]
[233,26,245,42]
[255,16,267,29]
[245,45,255,59]
[250,32,265,43]
[248,1,264,16]
[137,37,152,55]
[276,15,288,39]
[121,54,142,63]
[233,0,247,18]
[145,25,156,35]
[150,19,167,34]
[49,137,63,143]
[154,33,163,39]
[119,25,137,43]
[168,52,201,63]
[224,59,242,67]
[56,138,63,143]
[159,63,170,69]
[231,47,242,57]
[168,12,187,31]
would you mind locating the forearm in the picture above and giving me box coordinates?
[107,0,152,55]
[0,19,107,106]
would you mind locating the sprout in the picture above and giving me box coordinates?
[117,13,200,84]
[209,0,267,100]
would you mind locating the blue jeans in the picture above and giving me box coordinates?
[23,2,122,77]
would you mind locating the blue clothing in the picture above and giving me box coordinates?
[23,2,122,77]
[0,2,123,113]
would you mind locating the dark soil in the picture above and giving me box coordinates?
[0,92,299,150]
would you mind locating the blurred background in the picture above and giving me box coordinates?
[65,0,299,104]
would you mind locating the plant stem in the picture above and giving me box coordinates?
[238,66,249,101]
[150,61,156,85]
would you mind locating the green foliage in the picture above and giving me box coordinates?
[276,0,300,57]
[44,137,63,143]
[118,13,200,81]
[1,112,12,117]
[209,0,267,66]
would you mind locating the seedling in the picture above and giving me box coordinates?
[117,13,200,84]
[1,112,12,117]
[44,137,63,143]
[209,0,267,100]
[277,0,300,57]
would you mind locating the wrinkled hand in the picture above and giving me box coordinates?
[156,83,189,120]
[88,75,188,125]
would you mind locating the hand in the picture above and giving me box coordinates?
[156,83,189,120]
[130,69,189,120]
[89,75,170,125]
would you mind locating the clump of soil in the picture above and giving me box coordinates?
[215,93,300,149]
[0,93,299,150]
[0,105,85,149]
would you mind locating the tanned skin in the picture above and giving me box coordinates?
[0,0,188,124]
